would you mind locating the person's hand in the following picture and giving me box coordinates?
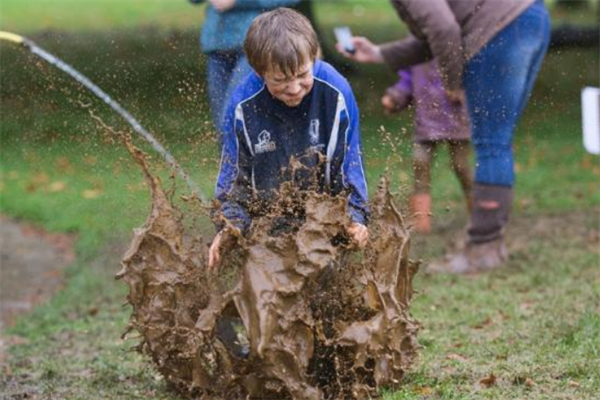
[208,227,241,270]
[336,36,384,64]
[208,231,224,270]
[347,222,369,249]
[209,0,235,12]
[381,94,398,114]
[445,88,466,106]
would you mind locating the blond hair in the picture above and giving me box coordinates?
[244,8,320,76]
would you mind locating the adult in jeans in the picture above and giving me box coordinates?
[189,0,299,130]
[339,0,551,273]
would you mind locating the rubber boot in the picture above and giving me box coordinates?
[410,193,431,234]
[216,317,250,359]
[428,184,512,274]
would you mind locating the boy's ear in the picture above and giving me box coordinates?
[316,48,323,60]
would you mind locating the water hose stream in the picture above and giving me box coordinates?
[0,31,207,203]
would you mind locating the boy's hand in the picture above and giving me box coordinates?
[209,0,235,12]
[208,227,242,270]
[208,231,224,270]
[337,37,384,64]
[347,222,369,249]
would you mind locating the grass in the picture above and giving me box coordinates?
[1,1,599,399]
[0,0,202,34]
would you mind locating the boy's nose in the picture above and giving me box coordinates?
[286,80,302,95]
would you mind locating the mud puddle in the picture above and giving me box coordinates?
[116,139,420,400]
[0,215,75,361]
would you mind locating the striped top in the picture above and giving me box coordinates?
[214,60,369,231]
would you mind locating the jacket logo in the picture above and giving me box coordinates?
[254,130,276,154]
[309,119,320,145]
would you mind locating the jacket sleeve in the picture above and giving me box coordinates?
[232,0,300,10]
[385,68,413,110]
[380,35,432,73]
[380,0,464,91]
[396,69,413,95]
[334,90,369,225]
[214,99,253,233]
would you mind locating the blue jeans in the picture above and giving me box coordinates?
[464,0,550,187]
[206,49,253,130]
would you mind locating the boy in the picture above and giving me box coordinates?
[209,7,369,268]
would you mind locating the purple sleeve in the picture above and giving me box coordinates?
[395,69,413,95]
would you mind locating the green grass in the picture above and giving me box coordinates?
[0,0,203,34]
[1,2,599,399]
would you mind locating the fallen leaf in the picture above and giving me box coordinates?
[518,198,534,209]
[520,301,535,311]
[498,311,511,321]
[26,172,49,192]
[567,380,580,388]
[49,181,67,193]
[446,353,469,363]
[473,316,493,329]
[82,189,103,199]
[415,386,432,395]
[55,157,73,173]
[399,171,409,183]
[525,378,535,387]
[479,373,496,388]
[514,162,523,173]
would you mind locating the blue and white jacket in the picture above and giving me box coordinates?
[214,60,369,232]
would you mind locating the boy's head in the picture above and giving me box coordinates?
[245,8,320,107]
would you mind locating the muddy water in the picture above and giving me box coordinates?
[117,144,420,399]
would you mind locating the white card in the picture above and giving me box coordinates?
[582,87,600,155]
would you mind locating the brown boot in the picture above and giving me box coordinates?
[427,184,512,274]
[410,193,431,234]
[427,238,508,274]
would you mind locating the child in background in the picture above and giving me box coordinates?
[381,60,473,233]
[209,8,369,268]
[189,0,299,130]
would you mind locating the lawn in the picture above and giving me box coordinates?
[0,1,599,399]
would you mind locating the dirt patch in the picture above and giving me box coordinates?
[0,215,75,361]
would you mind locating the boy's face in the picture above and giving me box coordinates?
[263,61,314,107]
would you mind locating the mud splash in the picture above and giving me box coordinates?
[117,147,420,399]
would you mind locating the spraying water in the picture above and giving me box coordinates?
[0,31,206,203]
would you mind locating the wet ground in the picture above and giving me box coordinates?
[0,215,74,360]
